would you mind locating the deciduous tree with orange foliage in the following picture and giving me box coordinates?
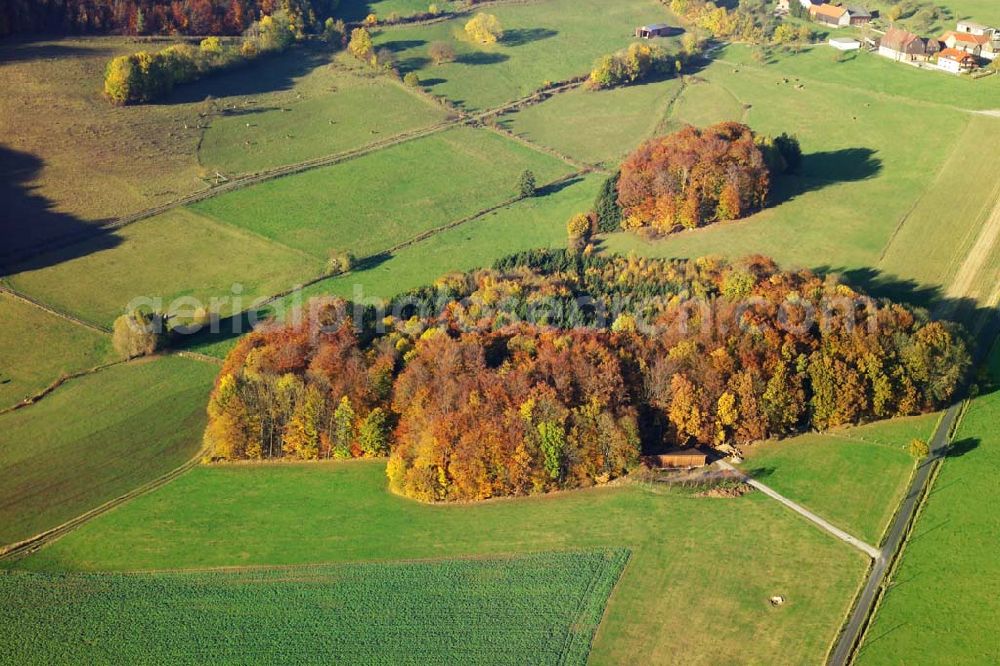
[617,122,771,233]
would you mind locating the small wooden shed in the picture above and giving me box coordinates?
[635,23,673,39]
[646,449,709,469]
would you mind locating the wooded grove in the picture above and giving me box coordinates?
[205,250,969,502]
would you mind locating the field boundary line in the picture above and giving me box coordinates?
[0,284,109,334]
[3,76,588,272]
[481,123,605,174]
[717,460,881,559]
[102,546,624,575]
[943,179,1000,305]
[0,119,460,270]
[0,360,128,416]
[0,437,212,562]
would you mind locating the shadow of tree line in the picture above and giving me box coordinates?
[0,146,121,277]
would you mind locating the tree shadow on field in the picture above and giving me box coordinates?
[946,438,980,458]
[0,146,121,277]
[0,38,111,65]
[742,465,776,481]
[397,56,431,74]
[380,39,427,53]
[503,28,558,47]
[456,51,510,66]
[164,45,332,105]
[537,176,583,197]
[769,147,882,207]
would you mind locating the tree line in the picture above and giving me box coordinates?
[204,250,969,502]
[0,0,339,38]
[103,10,344,104]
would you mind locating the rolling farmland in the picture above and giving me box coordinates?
[1,0,998,662]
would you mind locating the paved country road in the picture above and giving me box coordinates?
[827,403,963,666]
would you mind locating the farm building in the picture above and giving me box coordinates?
[646,449,710,469]
[941,30,998,59]
[635,23,673,39]
[829,36,861,50]
[956,20,993,36]
[810,3,850,27]
[878,27,930,61]
[937,48,978,73]
[846,6,872,25]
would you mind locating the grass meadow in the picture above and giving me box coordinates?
[4,208,323,328]
[1,550,626,665]
[858,345,1000,664]
[191,126,573,259]
[719,44,999,111]
[877,114,1000,304]
[187,174,602,358]
[503,78,683,167]
[0,292,114,408]
[0,356,216,547]
[372,0,677,111]
[198,66,449,176]
[14,460,867,665]
[738,414,940,545]
[601,55,987,306]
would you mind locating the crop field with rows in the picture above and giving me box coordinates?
[0,550,629,665]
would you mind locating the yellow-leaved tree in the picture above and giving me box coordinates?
[465,13,503,44]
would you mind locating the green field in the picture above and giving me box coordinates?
[601,54,990,303]
[0,356,216,547]
[15,460,867,665]
[199,66,449,176]
[503,79,683,167]
[857,345,1000,664]
[1,550,626,665]
[372,0,677,111]
[878,114,1000,303]
[720,44,999,111]
[739,415,940,545]
[0,293,114,408]
[186,173,601,357]
[669,75,747,128]
[192,126,572,260]
[4,208,322,328]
